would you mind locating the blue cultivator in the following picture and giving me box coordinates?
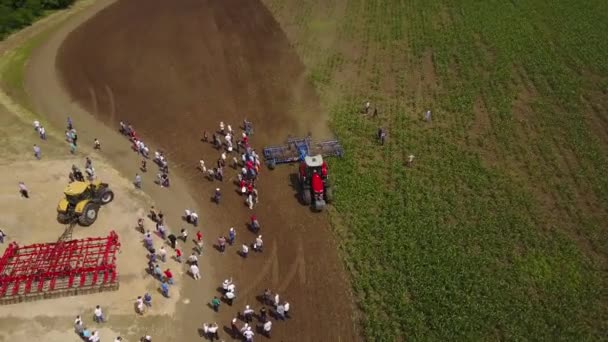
[263,136,344,169]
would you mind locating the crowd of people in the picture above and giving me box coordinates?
[24,115,293,341]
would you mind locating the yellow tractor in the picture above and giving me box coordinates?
[57,180,114,226]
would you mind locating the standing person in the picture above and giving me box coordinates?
[207,323,219,341]
[33,144,41,160]
[33,120,40,132]
[284,302,291,318]
[407,154,415,167]
[274,293,280,308]
[0,229,5,244]
[160,281,169,298]
[18,182,29,198]
[134,173,142,188]
[167,233,177,249]
[240,244,249,258]
[211,296,221,312]
[188,252,198,265]
[190,211,199,226]
[253,235,263,252]
[217,236,226,253]
[242,327,254,342]
[144,293,152,307]
[74,315,84,335]
[276,303,286,320]
[231,318,239,338]
[153,265,162,280]
[222,278,233,294]
[202,131,209,142]
[136,296,145,315]
[190,263,200,280]
[263,289,272,305]
[214,188,221,204]
[372,106,378,117]
[70,141,77,154]
[67,116,73,130]
[175,248,182,263]
[259,306,268,322]
[225,288,236,305]
[164,269,174,285]
[424,109,432,122]
[141,159,147,172]
[180,228,188,242]
[137,218,145,233]
[262,320,272,337]
[93,305,104,323]
[219,121,225,134]
[195,231,204,254]
[243,305,254,322]
[94,138,101,150]
[39,126,46,140]
[250,215,260,233]
[228,227,236,246]
[158,246,167,262]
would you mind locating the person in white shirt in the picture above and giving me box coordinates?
[222,278,233,293]
[243,305,254,322]
[240,323,250,335]
[284,301,291,318]
[190,212,198,226]
[158,246,167,262]
[219,121,225,134]
[88,330,100,342]
[241,244,249,258]
[136,296,144,314]
[243,327,254,341]
[227,283,236,293]
[227,124,233,134]
[263,320,272,337]
[93,305,104,323]
[188,252,198,265]
[274,293,280,307]
[207,323,219,335]
[33,120,40,132]
[199,160,206,173]
[190,263,200,280]
[253,235,263,252]
[74,315,84,335]
[225,288,236,305]
[221,152,227,161]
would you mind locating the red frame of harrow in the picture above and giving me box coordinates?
[0,231,120,301]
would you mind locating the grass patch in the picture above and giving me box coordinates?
[263,0,608,339]
[0,30,54,109]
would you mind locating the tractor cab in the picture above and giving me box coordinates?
[298,155,333,211]
[299,155,328,181]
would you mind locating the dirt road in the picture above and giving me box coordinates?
[26,0,358,340]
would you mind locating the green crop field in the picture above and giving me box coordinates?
[262,0,608,340]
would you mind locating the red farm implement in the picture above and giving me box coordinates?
[0,231,120,304]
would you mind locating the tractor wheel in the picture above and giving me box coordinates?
[57,212,71,224]
[79,203,100,226]
[324,186,334,203]
[302,189,312,205]
[99,189,114,205]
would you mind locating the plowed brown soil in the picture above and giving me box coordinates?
[56,0,357,340]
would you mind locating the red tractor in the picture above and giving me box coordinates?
[299,155,333,211]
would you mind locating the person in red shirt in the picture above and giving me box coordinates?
[175,248,182,263]
[195,231,203,255]
[164,269,173,284]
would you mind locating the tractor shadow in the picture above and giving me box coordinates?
[288,173,306,205]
